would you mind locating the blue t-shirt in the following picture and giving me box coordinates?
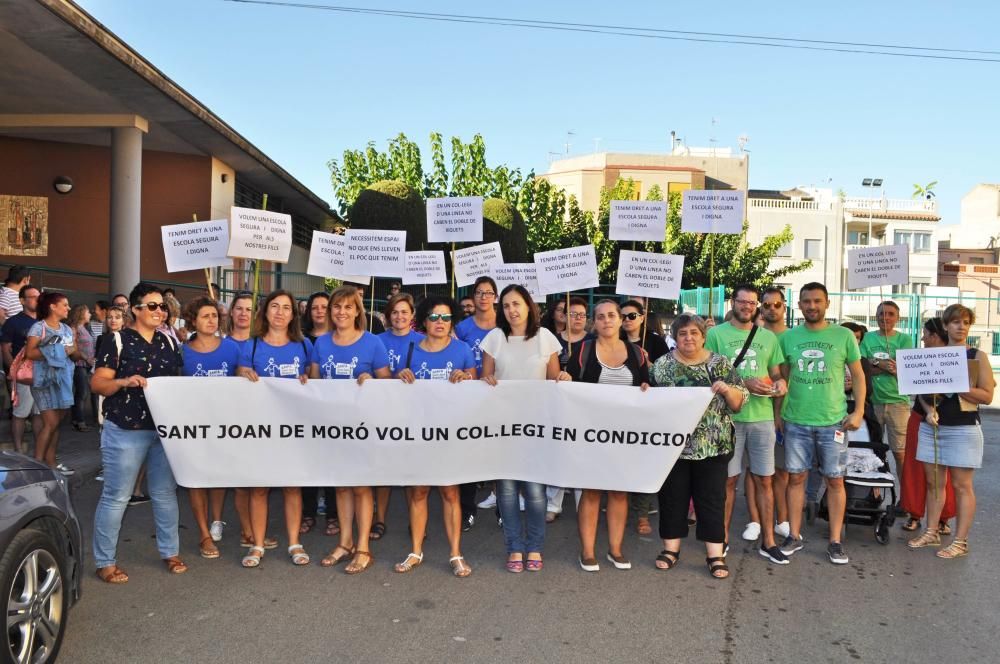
[378,330,425,374]
[238,337,313,378]
[229,336,253,354]
[311,331,390,380]
[1,312,39,358]
[404,338,476,380]
[183,338,240,377]
[454,316,496,372]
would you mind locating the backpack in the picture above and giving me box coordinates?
[573,338,647,382]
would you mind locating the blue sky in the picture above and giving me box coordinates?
[81,1,1000,225]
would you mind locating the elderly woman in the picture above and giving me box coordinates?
[393,295,476,577]
[564,299,649,572]
[908,304,995,558]
[650,313,747,579]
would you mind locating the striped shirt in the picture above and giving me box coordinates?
[597,362,635,386]
[0,286,21,317]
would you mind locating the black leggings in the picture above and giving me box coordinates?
[657,454,729,543]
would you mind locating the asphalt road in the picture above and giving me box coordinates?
[58,414,1000,664]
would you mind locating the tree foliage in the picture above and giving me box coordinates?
[348,180,426,250]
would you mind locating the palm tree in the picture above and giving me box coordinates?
[912,181,938,199]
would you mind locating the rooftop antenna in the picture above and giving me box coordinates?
[710,117,718,158]
[593,137,602,153]
[738,134,749,154]
[565,131,576,155]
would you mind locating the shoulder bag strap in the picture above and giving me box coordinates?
[733,325,759,368]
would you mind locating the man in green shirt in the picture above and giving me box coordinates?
[707,285,789,564]
[778,282,866,565]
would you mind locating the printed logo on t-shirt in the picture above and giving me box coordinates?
[794,348,829,389]
[387,348,403,372]
[469,339,482,363]
[873,351,890,360]
[263,356,300,377]
[321,355,358,379]
[415,361,454,380]
[192,362,229,377]
[740,348,759,373]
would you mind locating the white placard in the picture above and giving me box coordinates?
[492,263,542,300]
[609,200,668,242]
[426,196,484,243]
[681,190,745,234]
[160,219,233,273]
[847,244,910,290]
[453,242,504,287]
[615,250,684,300]
[305,231,370,285]
[534,244,600,295]
[227,206,293,262]
[403,251,448,285]
[343,229,407,278]
[896,346,971,395]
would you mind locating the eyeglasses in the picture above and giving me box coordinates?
[760,302,785,310]
[733,299,759,307]
[622,312,642,321]
[568,312,587,319]
[134,302,165,311]
[474,291,496,298]
[426,313,453,322]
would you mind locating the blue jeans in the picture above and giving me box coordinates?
[93,421,179,567]
[783,422,849,478]
[71,365,91,423]
[497,480,546,555]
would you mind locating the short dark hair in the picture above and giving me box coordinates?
[732,284,761,301]
[497,284,541,341]
[18,285,39,300]
[301,291,331,336]
[762,286,786,302]
[94,299,110,312]
[37,291,67,320]
[877,300,900,313]
[799,282,828,298]
[923,317,947,344]
[473,276,498,295]
[183,296,221,333]
[621,299,645,314]
[459,295,474,304]
[568,296,588,311]
[112,292,129,303]
[415,294,459,332]
[129,283,162,307]
[163,288,176,298]
[5,266,29,285]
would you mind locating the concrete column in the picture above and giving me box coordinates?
[109,126,142,296]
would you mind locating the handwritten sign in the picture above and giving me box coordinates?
[427,196,484,243]
[343,229,407,278]
[896,346,971,395]
[615,250,684,300]
[227,207,292,262]
[161,219,232,272]
[492,263,542,300]
[305,231,370,285]
[403,251,448,285]
[681,191,745,234]
[453,242,504,287]
[534,245,600,295]
[609,200,667,242]
[847,244,909,290]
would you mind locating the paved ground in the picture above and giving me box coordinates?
[7,414,1000,663]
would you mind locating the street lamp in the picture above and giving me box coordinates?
[861,178,883,326]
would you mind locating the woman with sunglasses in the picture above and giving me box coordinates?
[393,295,476,577]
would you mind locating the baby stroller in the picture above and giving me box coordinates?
[817,401,897,545]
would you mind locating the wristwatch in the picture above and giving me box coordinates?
[872,359,880,367]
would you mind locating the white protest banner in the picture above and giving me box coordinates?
[847,244,910,290]
[453,242,504,287]
[343,229,407,278]
[145,377,713,491]
[609,200,668,242]
[227,206,293,262]
[403,250,447,285]
[615,250,684,300]
[426,196,484,243]
[681,190,745,234]
[534,244,600,295]
[492,263,542,300]
[896,346,971,396]
[305,231,370,285]
[160,219,232,272]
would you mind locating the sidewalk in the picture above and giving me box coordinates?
[0,417,103,489]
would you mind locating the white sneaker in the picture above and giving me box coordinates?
[477,492,497,509]
[742,522,761,541]
[209,520,226,542]
[55,463,75,476]
[775,521,790,538]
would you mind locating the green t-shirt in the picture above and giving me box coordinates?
[780,324,861,427]
[706,323,784,423]
[859,331,913,404]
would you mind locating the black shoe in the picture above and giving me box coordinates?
[128,494,151,506]
[759,545,790,565]
[462,514,475,532]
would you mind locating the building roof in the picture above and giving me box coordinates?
[748,188,815,201]
[844,209,941,222]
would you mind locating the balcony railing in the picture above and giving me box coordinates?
[749,199,829,211]
[843,197,938,213]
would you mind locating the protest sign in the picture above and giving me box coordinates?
[492,263,542,300]
[160,219,232,272]
[343,229,407,278]
[847,244,909,290]
[609,200,668,242]
[227,206,293,262]
[615,250,684,300]
[453,242,504,287]
[681,190,745,234]
[403,250,448,285]
[305,231,370,285]
[896,346,971,395]
[534,245,600,295]
[145,377,713,491]
[426,196,484,243]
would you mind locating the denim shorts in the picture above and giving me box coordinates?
[782,422,849,478]
[728,421,776,477]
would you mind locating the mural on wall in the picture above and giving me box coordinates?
[0,195,48,256]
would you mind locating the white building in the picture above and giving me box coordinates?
[944,184,1000,248]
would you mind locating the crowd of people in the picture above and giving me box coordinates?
[0,265,992,585]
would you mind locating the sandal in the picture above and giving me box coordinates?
[288,544,310,566]
[369,521,386,540]
[450,555,473,577]
[96,565,129,584]
[163,556,188,574]
[345,550,374,574]
[636,517,652,536]
[907,529,940,549]
[320,545,354,568]
[242,546,264,568]
[936,538,968,559]
[706,556,730,579]
[901,517,921,532]
[240,535,278,550]
[394,552,424,573]
[299,516,316,535]
[525,555,543,572]
[325,518,341,537]
[655,550,680,570]
[938,521,952,536]
[73,422,91,432]
[506,555,524,573]
[199,536,220,559]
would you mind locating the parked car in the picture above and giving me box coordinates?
[0,451,83,664]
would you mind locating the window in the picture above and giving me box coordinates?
[894,231,932,253]
[667,182,691,198]
[847,231,869,245]
[775,241,792,257]
[892,279,931,295]
[970,256,986,264]
[804,239,822,260]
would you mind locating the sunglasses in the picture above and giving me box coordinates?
[426,313,453,322]
[622,312,642,321]
[134,302,166,311]
[760,302,784,310]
